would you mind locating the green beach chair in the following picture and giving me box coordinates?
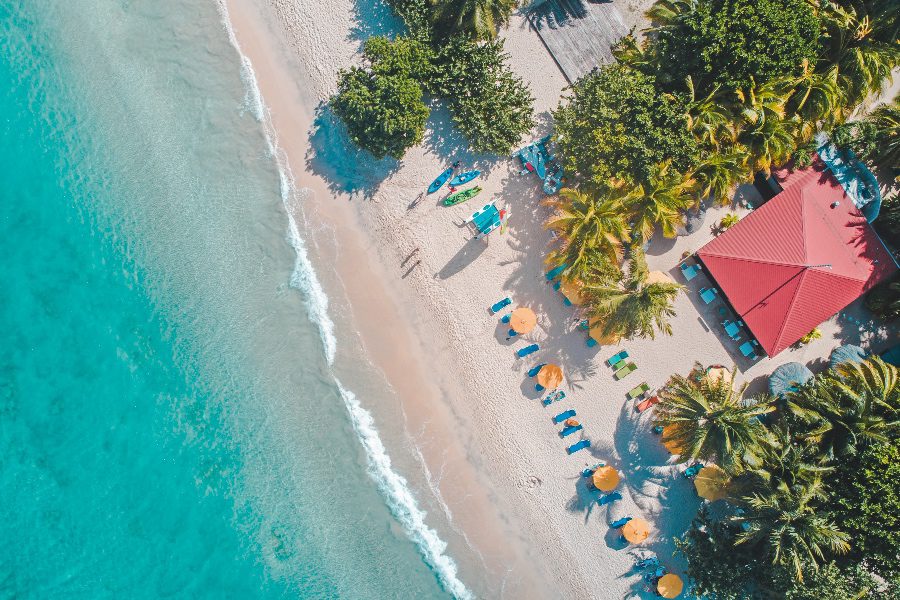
[613,362,637,380]
[627,383,650,400]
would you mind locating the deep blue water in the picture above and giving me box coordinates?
[0,1,461,597]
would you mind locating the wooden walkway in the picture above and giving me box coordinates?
[525,0,628,84]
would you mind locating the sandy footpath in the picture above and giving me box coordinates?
[220,0,891,597]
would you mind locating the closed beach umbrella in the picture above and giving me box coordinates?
[661,426,684,455]
[658,573,684,598]
[829,344,867,369]
[537,364,563,390]
[510,307,537,334]
[768,362,814,397]
[621,518,650,544]
[694,465,730,501]
[559,279,584,305]
[705,365,731,386]
[592,466,620,492]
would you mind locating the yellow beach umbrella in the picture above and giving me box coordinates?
[559,279,584,306]
[509,307,537,334]
[537,364,563,390]
[661,426,685,455]
[694,465,730,501]
[591,466,620,492]
[588,318,621,345]
[621,518,650,544]
[705,365,731,386]
[658,573,684,598]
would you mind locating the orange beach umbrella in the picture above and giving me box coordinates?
[657,573,684,598]
[621,518,650,544]
[509,307,537,334]
[537,364,563,389]
[559,279,584,306]
[694,465,730,501]
[661,426,685,455]
[588,318,621,345]
[591,466,620,492]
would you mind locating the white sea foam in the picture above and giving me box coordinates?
[215,4,472,598]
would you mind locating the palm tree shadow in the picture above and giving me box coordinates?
[348,0,405,47]
[305,103,401,199]
[525,0,591,30]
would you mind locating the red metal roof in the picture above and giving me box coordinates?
[697,161,897,356]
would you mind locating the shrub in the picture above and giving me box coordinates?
[331,37,432,159]
[553,64,698,188]
[865,272,900,321]
[719,213,740,229]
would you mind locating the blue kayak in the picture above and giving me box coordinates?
[427,167,454,194]
[449,170,479,187]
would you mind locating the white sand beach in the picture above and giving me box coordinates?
[224,1,898,597]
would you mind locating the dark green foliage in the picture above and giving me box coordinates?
[331,37,431,159]
[874,194,900,246]
[431,0,518,41]
[432,38,534,154]
[654,0,820,93]
[771,561,881,600]
[553,65,698,187]
[865,272,900,321]
[383,0,433,40]
[826,440,900,580]
[675,508,756,599]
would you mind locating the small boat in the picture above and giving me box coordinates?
[443,186,482,206]
[427,167,454,194]
[449,170,480,187]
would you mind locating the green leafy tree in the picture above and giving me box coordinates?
[553,65,698,188]
[735,424,834,498]
[771,560,880,600]
[654,363,772,473]
[431,0,517,41]
[652,0,820,93]
[432,38,534,153]
[581,248,683,340]
[543,188,630,283]
[331,37,432,159]
[685,77,735,150]
[866,98,900,172]
[733,479,850,580]
[865,271,900,321]
[826,438,900,580]
[624,161,696,241]
[785,358,900,458]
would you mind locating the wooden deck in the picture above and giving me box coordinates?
[525,0,628,84]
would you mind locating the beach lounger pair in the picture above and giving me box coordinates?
[566,439,591,455]
[552,409,576,424]
[490,297,511,314]
[542,390,565,406]
[635,396,659,413]
[606,350,629,368]
[613,362,637,380]
[627,383,650,400]
[516,344,539,358]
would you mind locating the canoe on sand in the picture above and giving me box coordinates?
[443,186,482,206]
[449,170,479,186]
[427,167,453,194]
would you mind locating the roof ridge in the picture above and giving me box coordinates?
[698,253,806,270]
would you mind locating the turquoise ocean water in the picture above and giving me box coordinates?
[0,1,467,598]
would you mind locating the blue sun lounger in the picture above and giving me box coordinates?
[516,344,539,358]
[606,350,629,368]
[490,297,511,314]
[527,363,546,377]
[598,492,622,506]
[610,516,632,529]
[560,424,583,437]
[542,390,566,406]
[545,264,567,280]
[566,440,591,454]
[582,463,605,477]
[552,409,576,424]
[683,463,704,478]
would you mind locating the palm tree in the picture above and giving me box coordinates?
[685,77,735,150]
[645,0,696,29]
[784,358,899,458]
[732,479,850,580]
[653,363,773,473]
[788,61,846,137]
[543,188,630,283]
[738,116,799,173]
[625,161,696,241]
[735,76,792,128]
[866,98,900,171]
[735,424,833,497]
[692,150,749,205]
[580,248,683,340]
[432,0,518,41]
[816,0,900,108]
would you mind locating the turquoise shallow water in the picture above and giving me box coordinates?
[0,1,461,597]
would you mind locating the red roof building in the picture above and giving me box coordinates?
[697,160,897,356]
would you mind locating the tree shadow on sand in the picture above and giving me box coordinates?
[525,0,591,30]
[348,0,405,48]
[305,103,401,199]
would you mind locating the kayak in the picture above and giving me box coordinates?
[443,186,482,206]
[449,170,480,187]
[427,167,454,194]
